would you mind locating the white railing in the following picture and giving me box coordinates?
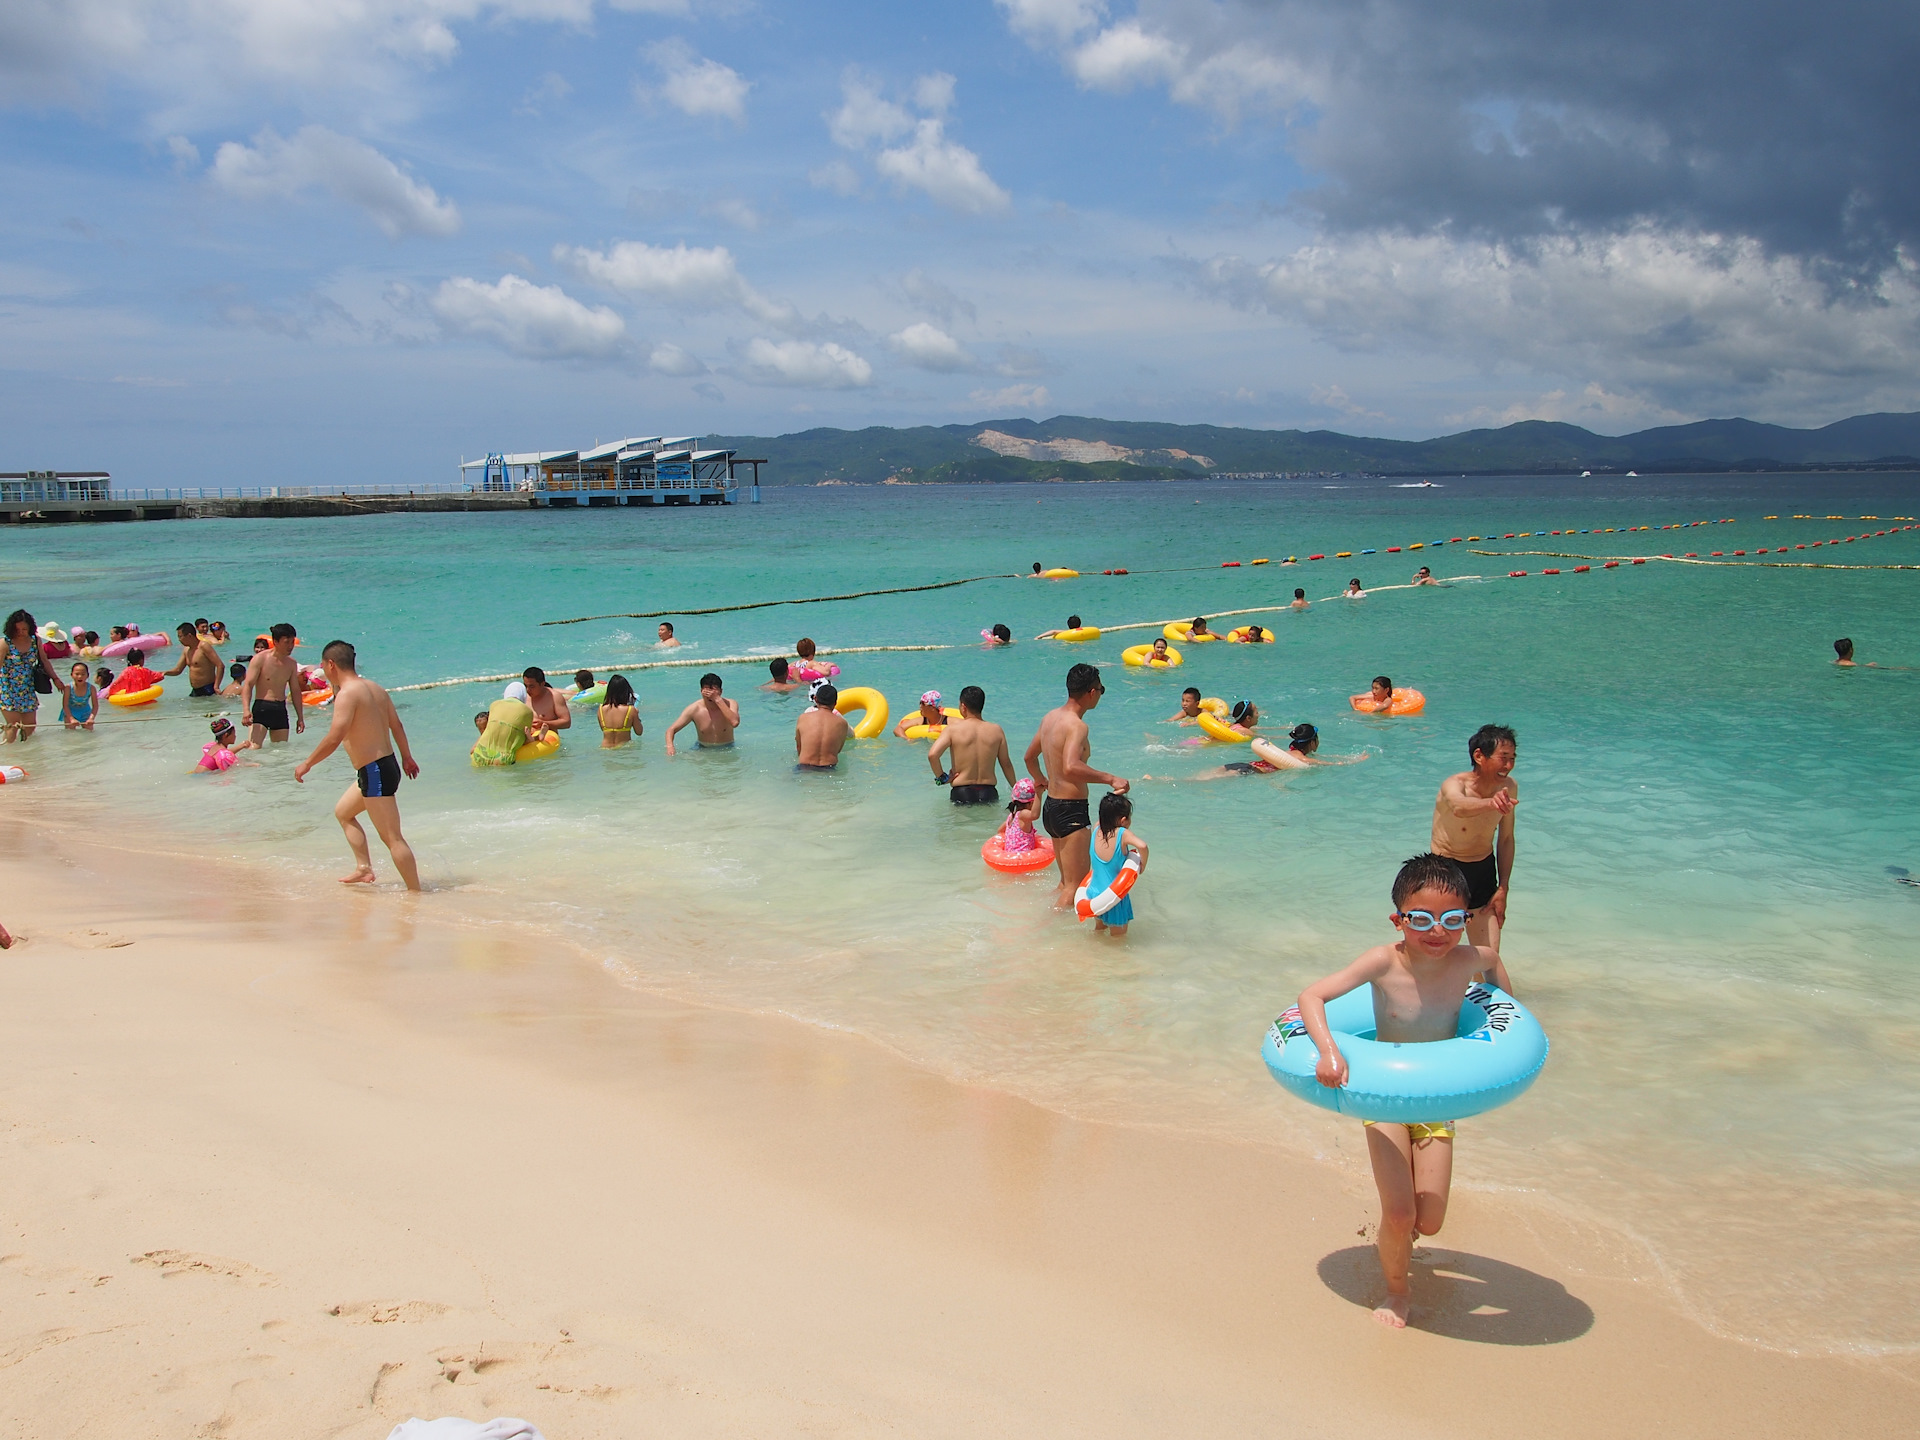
[106,483,481,501]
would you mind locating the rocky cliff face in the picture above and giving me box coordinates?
[971,429,1214,470]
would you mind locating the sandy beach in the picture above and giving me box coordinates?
[0,798,1911,1439]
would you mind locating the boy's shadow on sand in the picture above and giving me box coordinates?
[1317,1246,1594,1345]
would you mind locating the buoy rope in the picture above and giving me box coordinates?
[542,575,1018,626]
[389,644,956,694]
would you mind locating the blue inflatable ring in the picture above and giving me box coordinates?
[1263,983,1548,1123]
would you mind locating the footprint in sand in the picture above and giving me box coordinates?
[132,1250,275,1286]
[328,1300,452,1325]
[67,929,134,949]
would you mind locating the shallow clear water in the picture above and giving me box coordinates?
[9,474,1920,1354]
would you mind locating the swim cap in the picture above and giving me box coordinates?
[210,716,234,734]
[920,690,941,705]
[1012,778,1037,801]
[1231,700,1254,724]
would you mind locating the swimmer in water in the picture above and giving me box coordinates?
[762,657,801,692]
[1191,722,1363,779]
[1241,624,1268,643]
[895,690,949,739]
[1147,637,1173,664]
[665,672,739,755]
[1835,638,1856,666]
[1030,562,1044,577]
[1037,614,1085,639]
[1355,675,1396,713]
[1295,852,1512,1329]
[794,682,850,770]
[1188,617,1214,639]
[982,623,1013,647]
[1169,686,1203,723]
[1412,566,1438,586]
[1345,578,1366,598]
[1289,589,1310,611]
[657,622,680,649]
[927,685,1017,803]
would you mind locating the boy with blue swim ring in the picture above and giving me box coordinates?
[1295,853,1513,1330]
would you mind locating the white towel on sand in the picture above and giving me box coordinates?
[386,1420,545,1440]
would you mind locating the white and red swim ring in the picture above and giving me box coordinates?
[1074,855,1140,920]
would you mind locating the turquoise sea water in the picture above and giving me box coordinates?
[7,474,1919,1354]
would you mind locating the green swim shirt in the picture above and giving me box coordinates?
[472,698,535,767]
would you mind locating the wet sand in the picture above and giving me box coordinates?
[0,806,1911,1437]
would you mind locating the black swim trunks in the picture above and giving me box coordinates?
[1042,796,1090,838]
[251,698,290,731]
[190,683,216,697]
[357,753,401,798]
[795,761,837,772]
[950,783,999,805]
[1455,852,1500,910]
[1223,760,1279,776]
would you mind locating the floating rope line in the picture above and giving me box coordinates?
[542,574,1019,626]
[1059,580,1486,640]
[389,644,957,694]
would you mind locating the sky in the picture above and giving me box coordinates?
[3,0,1918,485]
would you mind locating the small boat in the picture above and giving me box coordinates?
[1581,470,1591,477]
[1626,470,1639,476]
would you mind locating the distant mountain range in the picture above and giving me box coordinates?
[711,412,1920,485]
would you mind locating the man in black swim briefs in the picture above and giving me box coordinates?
[240,622,304,748]
[294,639,422,891]
[1431,724,1519,966]
[1025,663,1129,911]
[927,685,1017,805]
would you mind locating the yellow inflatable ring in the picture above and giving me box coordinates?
[1196,710,1251,743]
[835,685,889,739]
[1349,687,1427,717]
[1226,626,1275,643]
[1041,568,1079,579]
[1164,623,1218,644]
[1053,626,1101,642]
[515,731,561,762]
[1123,644,1183,668]
[108,684,163,707]
[1198,696,1229,716]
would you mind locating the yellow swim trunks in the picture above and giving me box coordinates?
[1363,1120,1456,1142]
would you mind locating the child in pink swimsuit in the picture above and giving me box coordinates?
[1000,777,1042,853]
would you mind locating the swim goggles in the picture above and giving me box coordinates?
[1398,908,1469,931]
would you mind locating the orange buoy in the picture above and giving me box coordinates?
[1508,571,1527,577]
[1574,565,1591,572]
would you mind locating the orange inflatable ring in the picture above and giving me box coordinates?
[1075,854,1141,920]
[303,687,333,707]
[108,684,163,707]
[982,831,1056,874]
[1349,687,1426,717]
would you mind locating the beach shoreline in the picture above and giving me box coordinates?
[1,799,1913,1436]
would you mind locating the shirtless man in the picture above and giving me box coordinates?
[293,639,421,891]
[163,621,223,696]
[1289,589,1310,611]
[1037,615,1085,639]
[1412,566,1438,586]
[1431,724,1519,959]
[521,667,572,734]
[657,622,681,648]
[665,672,740,755]
[927,685,1017,804]
[1024,663,1129,910]
[762,657,800,692]
[1169,687,1204,723]
[794,683,850,770]
[240,623,305,747]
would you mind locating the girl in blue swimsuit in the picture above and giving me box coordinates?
[61,662,98,729]
[1085,791,1150,937]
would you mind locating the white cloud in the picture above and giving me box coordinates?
[643,37,749,123]
[808,160,861,196]
[738,337,873,389]
[995,0,1106,45]
[702,196,761,230]
[1444,384,1688,430]
[1195,226,1920,416]
[648,340,707,375]
[970,382,1051,413]
[1308,383,1386,421]
[829,72,913,149]
[210,125,459,237]
[556,239,797,328]
[165,134,199,167]
[913,71,957,114]
[429,273,626,360]
[888,321,976,372]
[875,119,1009,214]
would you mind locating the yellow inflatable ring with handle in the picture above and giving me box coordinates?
[1164,622,1218,644]
[904,705,962,740]
[835,686,889,739]
[1122,644,1183,668]
[1052,626,1101,642]
[1349,687,1426,717]
[1198,696,1229,716]
[1226,625,1275,643]
[108,684,163,708]
[1041,568,1079,579]
[1196,710,1251,743]
[515,731,562,762]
